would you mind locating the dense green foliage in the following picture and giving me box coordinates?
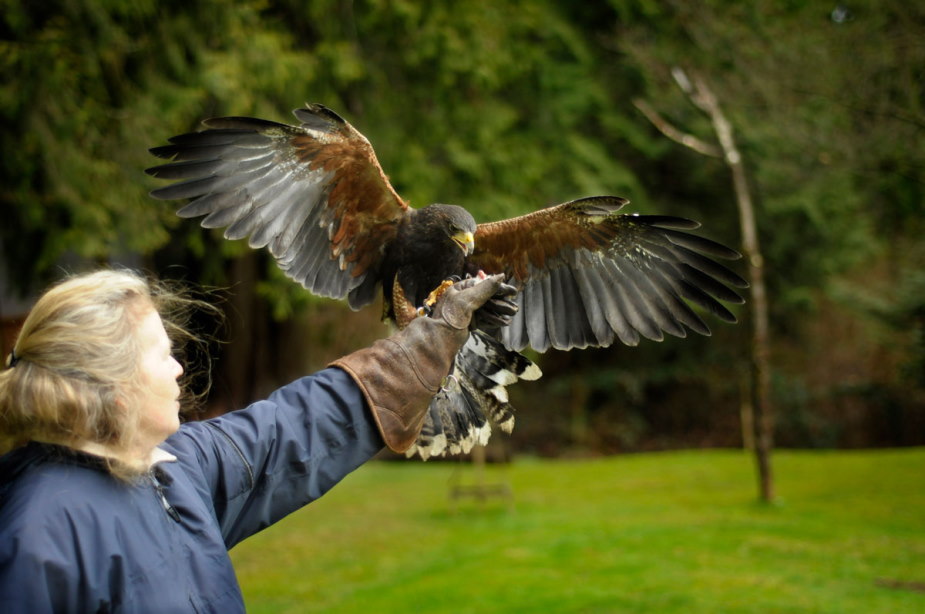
[2,0,922,448]
[230,449,925,612]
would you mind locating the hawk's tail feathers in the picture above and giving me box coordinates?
[406,331,541,460]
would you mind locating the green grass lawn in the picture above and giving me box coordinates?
[230,449,925,613]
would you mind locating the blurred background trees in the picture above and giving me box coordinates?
[2,0,922,453]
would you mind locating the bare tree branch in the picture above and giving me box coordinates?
[672,67,715,115]
[632,98,722,158]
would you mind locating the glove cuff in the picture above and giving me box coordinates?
[330,317,466,452]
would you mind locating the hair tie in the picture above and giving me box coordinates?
[6,349,19,368]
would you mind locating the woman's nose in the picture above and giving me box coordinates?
[172,356,184,379]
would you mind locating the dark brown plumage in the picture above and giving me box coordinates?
[382,204,477,327]
[146,103,747,458]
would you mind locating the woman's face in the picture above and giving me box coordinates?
[134,308,184,446]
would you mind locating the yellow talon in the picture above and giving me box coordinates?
[424,279,456,309]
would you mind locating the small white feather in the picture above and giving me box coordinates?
[488,385,508,403]
[521,362,543,381]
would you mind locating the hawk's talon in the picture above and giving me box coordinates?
[423,279,456,310]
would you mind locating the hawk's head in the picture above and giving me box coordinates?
[421,204,476,256]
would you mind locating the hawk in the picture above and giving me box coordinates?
[146,103,747,458]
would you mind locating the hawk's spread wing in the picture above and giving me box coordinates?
[470,196,748,352]
[146,104,409,310]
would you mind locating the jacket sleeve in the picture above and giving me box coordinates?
[164,367,384,548]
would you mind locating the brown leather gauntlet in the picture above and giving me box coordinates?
[330,274,506,452]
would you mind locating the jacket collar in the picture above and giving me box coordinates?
[72,440,177,468]
[0,441,178,493]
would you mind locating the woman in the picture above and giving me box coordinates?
[0,269,510,613]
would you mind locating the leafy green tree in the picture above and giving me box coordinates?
[2,1,277,289]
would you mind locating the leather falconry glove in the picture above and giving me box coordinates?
[471,280,518,333]
[331,274,512,453]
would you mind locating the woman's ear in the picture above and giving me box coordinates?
[100,385,133,444]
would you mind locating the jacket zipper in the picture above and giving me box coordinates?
[150,473,181,522]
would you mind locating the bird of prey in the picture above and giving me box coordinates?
[146,103,747,459]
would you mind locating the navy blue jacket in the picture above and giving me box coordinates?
[0,368,384,613]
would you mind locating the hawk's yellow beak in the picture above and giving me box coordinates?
[452,231,475,256]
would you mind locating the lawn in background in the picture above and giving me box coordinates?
[230,449,925,613]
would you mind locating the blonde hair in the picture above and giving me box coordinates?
[0,269,216,478]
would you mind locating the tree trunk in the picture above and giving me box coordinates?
[705,85,775,504]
